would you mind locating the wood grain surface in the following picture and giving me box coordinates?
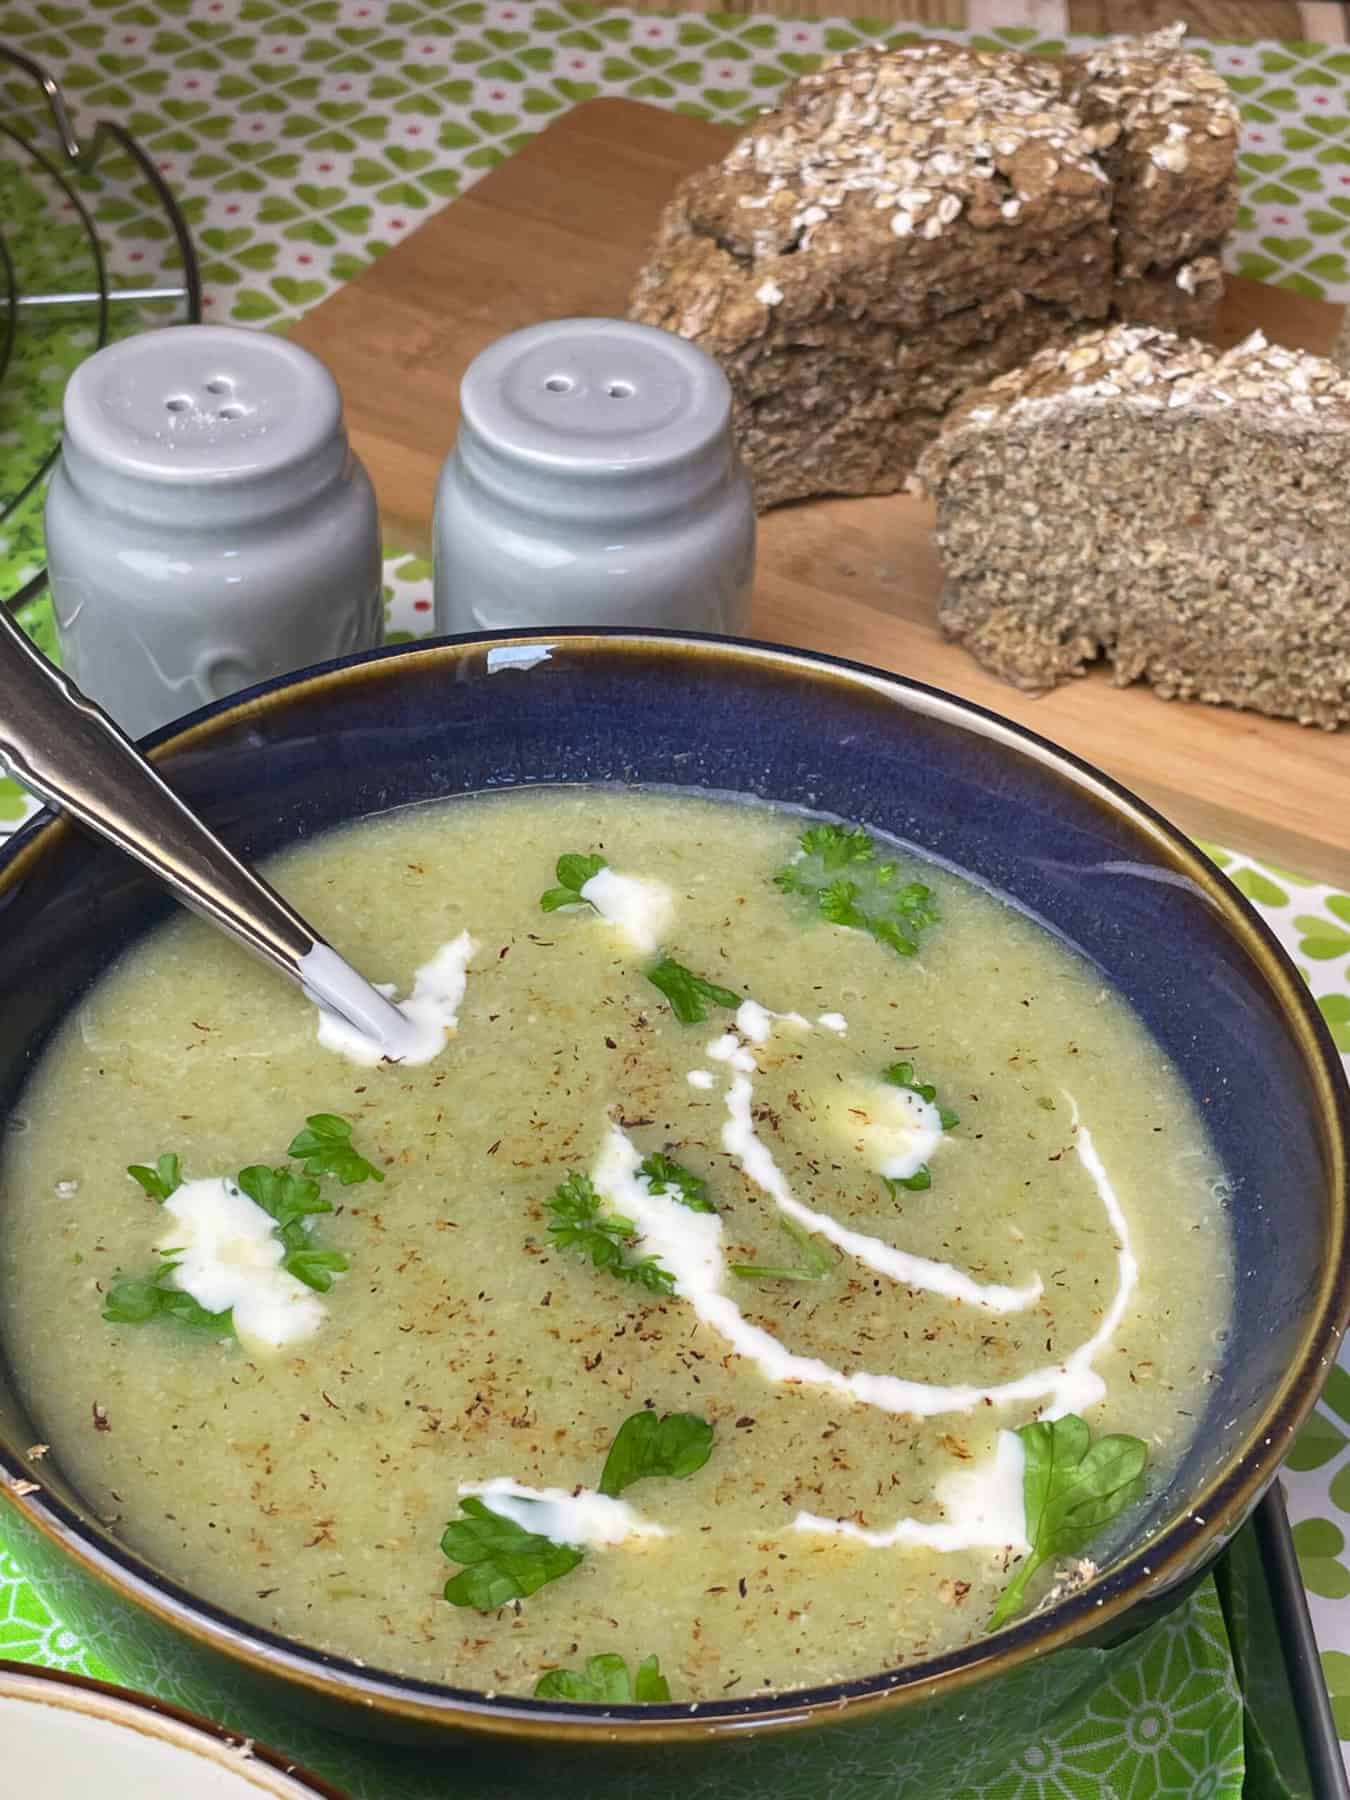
[290,98,1350,884]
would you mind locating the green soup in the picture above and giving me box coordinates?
[0,789,1231,1701]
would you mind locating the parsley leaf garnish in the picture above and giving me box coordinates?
[544,1171,622,1258]
[237,1164,328,1231]
[441,1406,718,1618]
[598,1409,714,1499]
[645,957,741,1025]
[730,1215,833,1283]
[800,822,876,868]
[540,852,608,914]
[638,1153,715,1214]
[102,1263,230,1332]
[878,1061,959,1197]
[614,1256,676,1298]
[238,1165,350,1293]
[534,1653,670,1703]
[441,1496,585,1611]
[107,1134,357,1332]
[774,823,939,958]
[126,1154,181,1202]
[987,1416,1148,1633]
[280,1246,349,1294]
[883,1062,960,1132]
[287,1113,384,1185]
[544,1171,674,1296]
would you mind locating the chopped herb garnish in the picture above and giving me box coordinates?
[616,1255,674,1296]
[102,1263,230,1332]
[645,957,741,1025]
[126,1154,181,1202]
[279,1246,349,1294]
[544,1171,674,1296]
[106,1130,359,1333]
[441,1496,584,1611]
[236,1164,328,1230]
[730,1215,833,1283]
[287,1113,385,1185]
[987,1416,1148,1633]
[238,1164,350,1293]
[883,1061,960,1132]
[534,1653,670,1703]
[598,1409,714,1499]
[878,1062,958,1198]
[638,1153,715,1214]
[544,1171,633,1263]
[799,822,875,869]
[540,852,608,914]
[774,823,939,958]
[441,1402,719,1620]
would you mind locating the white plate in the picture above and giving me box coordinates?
[0,1661,340,1798]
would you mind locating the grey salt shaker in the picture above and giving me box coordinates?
[45,324,382,740]
[434,318,755,635]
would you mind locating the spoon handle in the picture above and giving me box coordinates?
[0,605,409,1049]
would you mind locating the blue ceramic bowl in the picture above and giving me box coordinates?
[0,631,1346,1799]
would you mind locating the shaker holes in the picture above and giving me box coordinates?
[606,380,635,399]
[544,375,573,394]
[164,396,191,413]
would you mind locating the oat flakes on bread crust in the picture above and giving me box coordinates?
[919,324,1350,729]
[665,39,1106,285]
[630,26,1238,508]
[1061,21,1239,287]
[939,321,1350,428]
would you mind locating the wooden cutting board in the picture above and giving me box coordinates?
[290,98,1350,886]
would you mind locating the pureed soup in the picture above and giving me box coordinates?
[0,789,1232,1704]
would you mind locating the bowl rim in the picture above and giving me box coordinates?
[0,1656,346,1796]
[1,625,1346,1745]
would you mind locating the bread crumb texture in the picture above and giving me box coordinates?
[630,24,1238,509]
[919,323,1350,729]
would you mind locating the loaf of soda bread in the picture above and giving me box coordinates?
[630,26,1237,509]
[918,323,1350,729]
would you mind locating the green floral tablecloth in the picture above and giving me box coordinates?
[1,4,1350,1795]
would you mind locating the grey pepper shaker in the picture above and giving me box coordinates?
[45,324,382,740]
[434,318,755,635]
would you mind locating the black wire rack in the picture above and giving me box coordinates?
[0,45,202,614]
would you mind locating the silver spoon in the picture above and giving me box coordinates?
[0,604,418,1058]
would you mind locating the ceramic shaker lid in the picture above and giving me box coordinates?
[455,317,735,513]
[59,323,344,490]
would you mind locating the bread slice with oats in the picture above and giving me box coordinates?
[629,28,1237,510]
[918,323,1350,729]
